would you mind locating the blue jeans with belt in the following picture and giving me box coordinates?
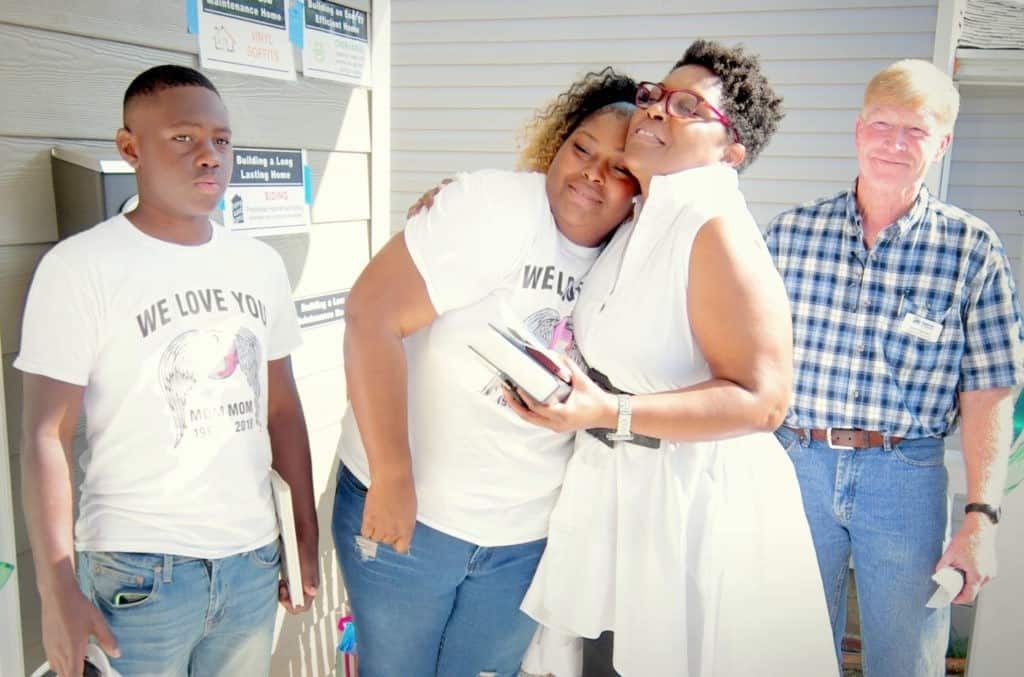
[77,541,280,677]
[775,427,951,677]
[332,464,545,677]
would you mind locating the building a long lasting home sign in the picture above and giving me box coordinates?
[222,147,310,236]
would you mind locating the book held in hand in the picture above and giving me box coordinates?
[269,468,304,607]
[469,322,572,404]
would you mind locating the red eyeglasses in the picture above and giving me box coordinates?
[635,81,739,143]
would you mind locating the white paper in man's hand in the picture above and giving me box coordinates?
[926,566,964,608]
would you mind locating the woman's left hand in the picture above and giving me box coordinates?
[503,356,617,433]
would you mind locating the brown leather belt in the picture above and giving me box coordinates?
[785,426,903,449]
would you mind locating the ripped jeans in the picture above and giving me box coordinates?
[332,464,545,677]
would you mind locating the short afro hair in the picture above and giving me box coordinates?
[676,40,783,171]
[518,67,637,173]
[123,65,220,125]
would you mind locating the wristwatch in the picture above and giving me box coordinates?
[605,394,634,442]
[964,502,1001,525]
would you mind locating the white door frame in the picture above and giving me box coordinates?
[369,0,392,255]
[929,0,967,201]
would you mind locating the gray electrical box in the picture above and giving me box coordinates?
[51,146,138,240]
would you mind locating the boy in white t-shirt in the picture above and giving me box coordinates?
[17,65,318,677]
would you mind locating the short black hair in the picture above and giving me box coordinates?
[676,40,784,171]
[123,65,220,124]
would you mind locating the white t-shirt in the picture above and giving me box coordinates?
[339,169,604,546]
[15,215,302,558]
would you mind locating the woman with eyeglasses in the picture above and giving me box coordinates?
[508,41,837,676]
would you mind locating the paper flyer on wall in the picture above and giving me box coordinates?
[294,290,349,329]
[301,0,371,86]
[222,147,311,236]
[196,0,297,81]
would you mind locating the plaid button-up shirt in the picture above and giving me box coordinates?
[765,184,1024,439]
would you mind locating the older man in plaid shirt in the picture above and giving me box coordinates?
[766,59,1024,676]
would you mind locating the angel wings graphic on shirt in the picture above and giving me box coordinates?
[158,327,262,447]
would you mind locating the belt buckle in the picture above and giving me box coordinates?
[825,427,855,450]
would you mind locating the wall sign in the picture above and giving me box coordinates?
[301,0,371,86]
[295,289,349,328]
[222,147,310,236]
[196,0,297,80]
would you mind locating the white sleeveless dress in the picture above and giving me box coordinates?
[520,165,838,676]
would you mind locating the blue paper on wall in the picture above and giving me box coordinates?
[186,0,199,34]
[289,2,305,48]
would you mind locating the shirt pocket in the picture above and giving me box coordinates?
[882,290,960,383]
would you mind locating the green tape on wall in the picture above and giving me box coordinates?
[1008,390,1024,493]
[0,561,13,591]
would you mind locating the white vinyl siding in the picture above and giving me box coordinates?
[940,83,1024,472]
[946,84,1024,291]
[391,0,941,232]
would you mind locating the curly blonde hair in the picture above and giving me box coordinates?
[518,67,637,173]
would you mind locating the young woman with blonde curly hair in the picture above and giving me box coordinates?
[331,69,639,677]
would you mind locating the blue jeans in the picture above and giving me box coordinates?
[77,542,280,677]
[775,427,950,677]
[332,464,545,677]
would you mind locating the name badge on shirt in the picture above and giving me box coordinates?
[899,312,942,342]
